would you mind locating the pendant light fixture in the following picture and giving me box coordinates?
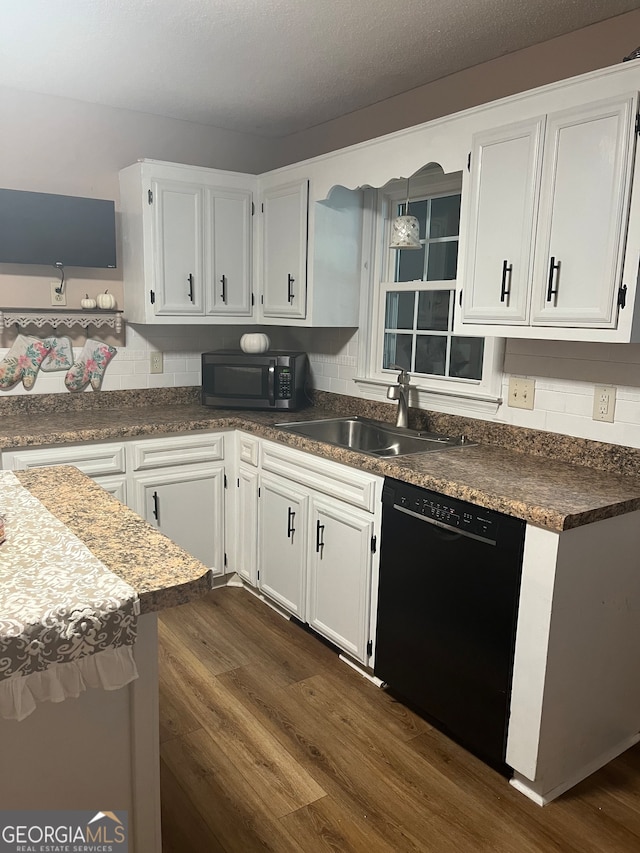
[389,177,421,250]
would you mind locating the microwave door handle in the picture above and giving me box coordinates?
[267,362,276,405]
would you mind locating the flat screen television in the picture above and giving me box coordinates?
[0,188,117,269]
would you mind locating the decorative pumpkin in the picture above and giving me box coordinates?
[80,294,97,310]
[96,290,116,310]
[240,333,270,354]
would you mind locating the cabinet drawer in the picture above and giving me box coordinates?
[261,440,381,512]
[238,433,260,466]
[2,442,126,477]
[130,432,224,471]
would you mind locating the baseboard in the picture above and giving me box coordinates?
[510,731,640,805]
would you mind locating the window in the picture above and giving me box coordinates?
[357,169,503,413]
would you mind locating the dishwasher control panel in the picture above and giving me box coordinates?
[387,480,498,542]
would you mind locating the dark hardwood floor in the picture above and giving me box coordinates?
[159,587,640,852]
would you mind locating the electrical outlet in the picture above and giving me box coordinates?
[50,282,66,306]
[593,385,616,422]
[507,377,535,410]
[149,352,163,374]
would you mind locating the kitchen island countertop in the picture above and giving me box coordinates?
[13,465,212,613]
[2,399,640,532]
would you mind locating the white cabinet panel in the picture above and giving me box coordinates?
[134,465,225,576]
[2,442,126,478]
[463,118,544,324]
[258,472,308,618]
[130,433,224,471]
[307,498,373,661]
[531,97,636,327]
[236,464,259,586]
[206,189,253,316]
[262,179,308,319]
[152,179,204,315]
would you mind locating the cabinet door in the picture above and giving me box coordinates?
[152,179,204,315]
[257,472,308,617]
[307,498,373,663]
[134,465,224,576]
[531,95,637,327]
[462,118,544,324]
[262,179,308,319]
[236,464,259,585]
[206,188,253,316]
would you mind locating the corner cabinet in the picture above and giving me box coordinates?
[459,92,640,341]
[256,440,382,665]
[261,179,308,320]
[119,160,254,324]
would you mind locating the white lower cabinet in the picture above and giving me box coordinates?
[258,471,309,618]
[307,498,374,662]
[256,440,382,665]
[132,465,225,577]
[235,463,259,586]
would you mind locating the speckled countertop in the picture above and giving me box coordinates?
[13,465,211,613]
[2,388,640,532]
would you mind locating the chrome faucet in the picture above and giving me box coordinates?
[387,366,413,428]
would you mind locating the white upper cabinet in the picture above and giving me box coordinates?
[458,91,640,340]
[152,178,205,315]
[119,160,255,324]
[530,98,635,327]
[206,188,253,316]
[462,118,544,325]
[261,179,308,319]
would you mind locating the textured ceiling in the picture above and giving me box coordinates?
[1,0,640,138]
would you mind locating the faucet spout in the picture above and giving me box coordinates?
[387,366,412,428]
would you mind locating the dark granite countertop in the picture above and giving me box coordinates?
[2,391,640,532]
[13,466,211,614]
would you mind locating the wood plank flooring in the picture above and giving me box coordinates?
[159,587,640,852]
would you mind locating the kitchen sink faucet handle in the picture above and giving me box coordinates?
[390,364,410,385]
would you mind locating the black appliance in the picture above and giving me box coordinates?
[374,477,526,772]
[0,188,117,268]
[201,350,308,411]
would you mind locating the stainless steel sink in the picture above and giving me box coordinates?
[276,416,471,458]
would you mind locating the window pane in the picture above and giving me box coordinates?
[450,337,484,380]
[406,199,428,239]
[426,241,458,280]
[429,195,460,238]
[383,333,412,371]
[417,291,450,331]
[396,247,425,282]
[385,291,415,330]
[415,336,446,376]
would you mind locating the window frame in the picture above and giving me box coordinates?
[355,170,504,415]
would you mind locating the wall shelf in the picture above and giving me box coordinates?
[0,308,123,334]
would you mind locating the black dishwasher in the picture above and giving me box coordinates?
[374,477,526,773]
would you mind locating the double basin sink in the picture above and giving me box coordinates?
[276,416,471,459]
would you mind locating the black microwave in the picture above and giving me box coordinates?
[201,350,308,410]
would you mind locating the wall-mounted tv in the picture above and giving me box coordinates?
[0,188,117,269]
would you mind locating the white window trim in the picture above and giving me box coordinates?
[355,174,504,417]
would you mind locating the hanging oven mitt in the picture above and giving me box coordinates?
[0,334,52,390]
[40,336,74,372]
[64,339,117,392]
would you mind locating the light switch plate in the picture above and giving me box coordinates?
[507,377,535,410]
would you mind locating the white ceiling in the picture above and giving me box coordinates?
[1,0,640,138]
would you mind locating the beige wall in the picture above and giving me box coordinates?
[273,8,640,167]
[0,87,277,317]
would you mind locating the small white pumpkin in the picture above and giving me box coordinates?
[80,294,97,310]
[96,290,116,310]
[240,333,270,354]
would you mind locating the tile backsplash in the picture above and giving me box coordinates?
[2,323,640,452]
